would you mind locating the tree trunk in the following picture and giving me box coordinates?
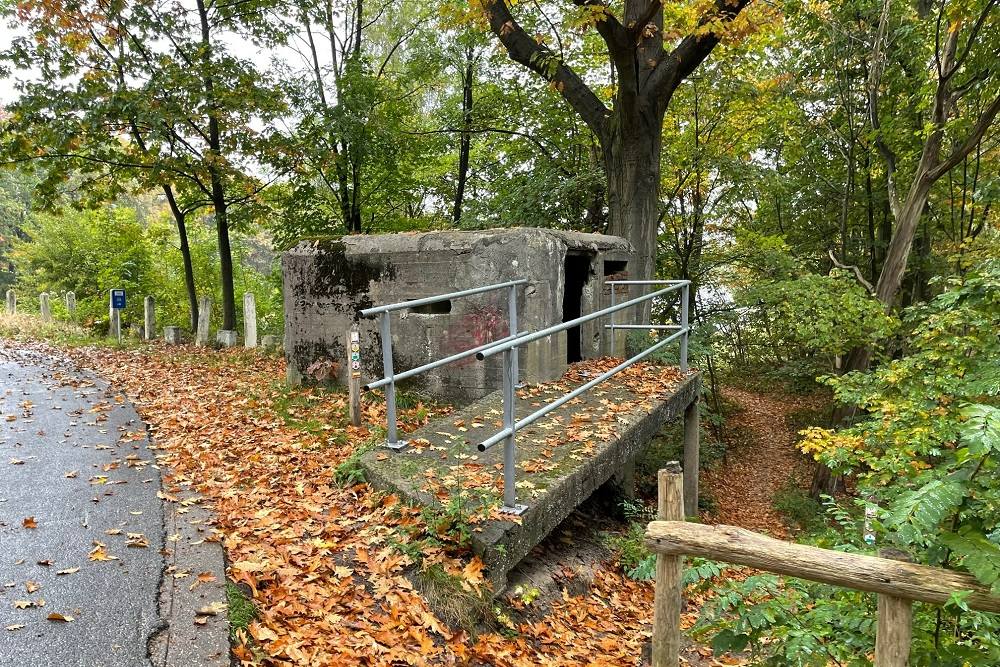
[874,176,934,307]
[162,185,199,332]
[197,0,236,330]
[214,191,236,331]
[604,105,663,320]
[453,46,474,225]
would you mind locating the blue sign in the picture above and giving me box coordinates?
[111,289,126,310]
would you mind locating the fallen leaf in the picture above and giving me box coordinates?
[22,517,37,529]
[46,613,74,622]
[88,543,118,562]
[56,568,80,576]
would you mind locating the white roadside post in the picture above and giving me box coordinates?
[144,296,155,341]
[243,293,257,348]
[195,296,211,347]
[40,292,52,323]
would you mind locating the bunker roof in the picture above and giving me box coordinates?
[287,227,633,256]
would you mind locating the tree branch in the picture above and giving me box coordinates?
[828,250,875,294]
[928,92,1000,181]
[481,0,610,138]
[571,0,630,55]
[646,0,753,109]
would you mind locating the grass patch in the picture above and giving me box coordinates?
[226,580,258,642]
[0,313,140,348]
[772,481,825,533]
[411,562,492,633]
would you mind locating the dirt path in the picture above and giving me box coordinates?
[701,386,824,538]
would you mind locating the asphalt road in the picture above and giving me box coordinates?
[0,344,164,667]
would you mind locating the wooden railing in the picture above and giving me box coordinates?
[646,464,1000,667]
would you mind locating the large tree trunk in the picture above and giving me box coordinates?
[213,190,236,331]
[163,185,199,332]
[197,0,236,330]
[604,105,663,319]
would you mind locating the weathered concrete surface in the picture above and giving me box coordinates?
[282,228,633,403]
[195,297,211,347]
[144,297,156,342]
[163,327,183,345]
[243,293,257,349]
[39,292,51,323]
[361,362,701,592]
[148,484,229,667]
[216,330,237,348]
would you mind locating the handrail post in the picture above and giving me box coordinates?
[508,283,520,388]
[379,313,406,450]
[875,549,913,667]
[680,282,689,373]
[500,347,526,515]
[653,463,684,667]
[609,283,616,357]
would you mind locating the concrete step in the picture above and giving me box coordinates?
[361,360,701,593]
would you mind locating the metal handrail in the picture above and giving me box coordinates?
[477,278,691,516]
[361,279,525,449]
[478,328,687,452]
[359,279,528,316]
[476,281,686,360]
[364,332,521,391]
[608,279,689,372]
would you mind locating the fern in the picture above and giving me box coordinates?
[887,479,966,544]
[941,530,1000,595]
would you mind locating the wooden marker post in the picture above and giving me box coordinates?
[875,549,914,667]
[348,328,362,427]
[653,463,684,667]
[683,398,700,517]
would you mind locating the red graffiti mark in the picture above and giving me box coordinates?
[445,304,508,367]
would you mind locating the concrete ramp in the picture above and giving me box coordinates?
[360,360,701,592]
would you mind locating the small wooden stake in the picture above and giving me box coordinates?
[347,327,362,427]
[875,549,913,667]
[683,398,700,517]
[653,463,684,667]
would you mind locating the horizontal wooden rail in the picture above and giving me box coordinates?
[645,520,1000,613]
[647,467,1000,667]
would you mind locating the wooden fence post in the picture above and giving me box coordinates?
[347,327,362,427]
[875,549,913,667]
[653,462,684,667]
[682,398,700,517]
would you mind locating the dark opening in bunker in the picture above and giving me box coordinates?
[603,259,628,276]
[563,253,591,363]
[408,299,452,315]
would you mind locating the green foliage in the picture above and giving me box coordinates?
[225,581,258,641]
[11,206,281,335]
[772,482,825,533]
[743,271,897,368]
[700,249,1000,663]
[604,522,654,580]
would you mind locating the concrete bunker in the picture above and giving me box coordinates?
[281,228,634,402]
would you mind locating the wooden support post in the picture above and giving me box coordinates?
[347,328,362,427]
[683,398,700,517]
[653,463,684,667]
[875,549,913,667]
